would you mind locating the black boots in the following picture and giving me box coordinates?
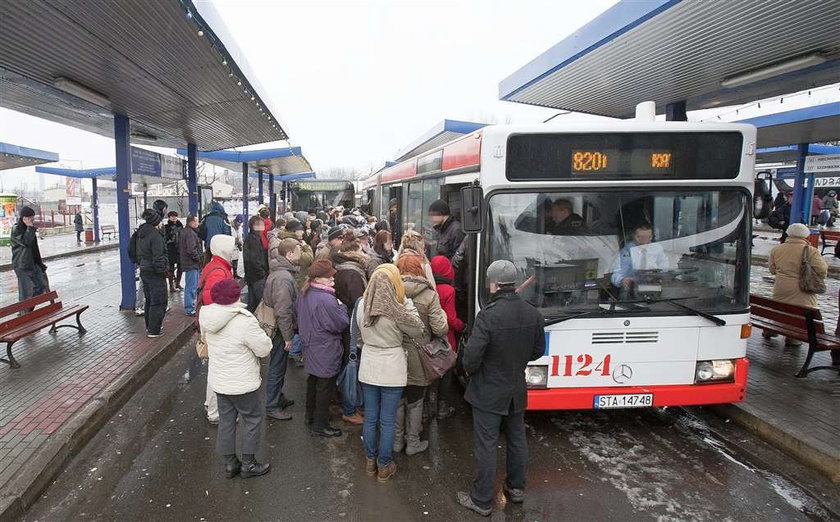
[310,425,342,437]
[239,454,271,479]
[224,454,241,479]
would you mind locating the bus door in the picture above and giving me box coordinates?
[387,185,403,247]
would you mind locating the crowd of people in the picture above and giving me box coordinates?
[120,196,545,515]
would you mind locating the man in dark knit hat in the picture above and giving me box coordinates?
[315,225,346,261]
[129,208,169,337]
[11,206,47,302]
[428,199,464,259]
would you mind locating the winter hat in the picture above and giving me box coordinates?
[327,226,345,242]
[375,219,390,232]
[142,208,162,226]
[286,219,303,233]
[19,206,35,218]
[309,259,337,279]
[310,219,323,231]
[785,223,811,239]
[486,260,517,285]
[209,234,236,262]
[210,278,241,305]
[316,211,329,222]
[428,199,450,216]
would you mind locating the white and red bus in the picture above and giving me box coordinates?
[360,109,755,410]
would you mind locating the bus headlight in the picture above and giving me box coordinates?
[695,360,735,384]
[525,365,548,388]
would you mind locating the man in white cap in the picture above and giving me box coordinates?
[456,260,545,516]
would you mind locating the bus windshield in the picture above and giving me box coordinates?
[482,189,750,317]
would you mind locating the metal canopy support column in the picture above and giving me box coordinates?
[187,143,198,216]
[790,143,810,225]
[242,162,249,235]
[268,172,275,222]
[665,101,687,122]
[114,113,135,310]
[91,177,100,243]
[258,168,264,205]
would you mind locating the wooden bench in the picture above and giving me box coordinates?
[101,224,117,240]
[0,291,89,369]
[750,294,839,377]
[820,229,840,256]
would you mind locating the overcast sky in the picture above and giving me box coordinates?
[0,0,618,191]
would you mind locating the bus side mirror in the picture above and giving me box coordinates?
[461,185,484,233]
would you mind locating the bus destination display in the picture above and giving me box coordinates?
[506,132,743,181]
[571,149,674,175]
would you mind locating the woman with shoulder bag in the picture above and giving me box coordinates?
[357,264,425,482]
[394,256,449,456]
[767,223,828,346]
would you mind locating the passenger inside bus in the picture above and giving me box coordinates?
[545,199,587,235]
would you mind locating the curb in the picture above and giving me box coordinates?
[0,242,120,273]
[0,322,196,522]
[710,403,840,485]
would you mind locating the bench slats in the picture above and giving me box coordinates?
[0,302,63,334]
[750,294,823,321]
[0,305,88,342]
[0,291,59,321]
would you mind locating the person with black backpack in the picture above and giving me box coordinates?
[129,209,169,338]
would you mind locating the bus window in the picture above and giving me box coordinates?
[406,181,424,234]
[487,189,749,314]
[422,178,443,244]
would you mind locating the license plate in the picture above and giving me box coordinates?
[593,393,653,409]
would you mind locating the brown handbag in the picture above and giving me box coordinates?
[416,337,457,380]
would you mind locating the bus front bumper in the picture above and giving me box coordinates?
[526,358,748,410]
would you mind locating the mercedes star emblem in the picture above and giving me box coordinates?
[612,364,633,384]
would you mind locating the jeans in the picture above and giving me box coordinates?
[291,333,302,355]
[470,404,527,510]
[15,266,44,303]
[141,273,167,335]
[216,390,263,456]
[265,332,290,411]
[361,383,403,466]
[183,269,199,314]
[306,374,337,430]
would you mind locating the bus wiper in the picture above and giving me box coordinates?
[543,305,621,326]
[644,297,727,327]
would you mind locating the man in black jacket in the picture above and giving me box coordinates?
[178,214,203,316]
[243,215,269,312]
[428,199,465,259]
[457,260,545,516]
[11,206,47,302]
[130,209,169,337]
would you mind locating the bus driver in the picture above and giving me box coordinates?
[610,223,669,293]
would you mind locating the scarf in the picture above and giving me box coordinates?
[362,264,424,329]
[310,282,335,294]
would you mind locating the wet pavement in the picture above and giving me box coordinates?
[0,233,118,269]
[24,342,839,522]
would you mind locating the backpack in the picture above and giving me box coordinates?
[767,209,784,230]
[128,230,139,264]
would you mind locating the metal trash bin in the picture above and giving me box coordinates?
[85,227,94,243]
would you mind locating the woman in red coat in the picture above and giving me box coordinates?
[430,255,465,350]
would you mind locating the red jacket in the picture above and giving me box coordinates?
[199,256,233,305]
[430,256,465,350]
[260,217,273,249]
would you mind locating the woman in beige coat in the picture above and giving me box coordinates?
[357,264,425,482]
[767,223,828,345]
[394,256,449,456]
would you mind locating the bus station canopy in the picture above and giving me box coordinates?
[499,0,840,117]
[0,142,59,171]
[757,144,840,164]
[394,120,486,162]
[737,102,840,149]
[248,171,316,182]
[175,146,313,176]
[0,0,288,150]
[35,166,117,180]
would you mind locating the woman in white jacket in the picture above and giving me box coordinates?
[200,278,272,479]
